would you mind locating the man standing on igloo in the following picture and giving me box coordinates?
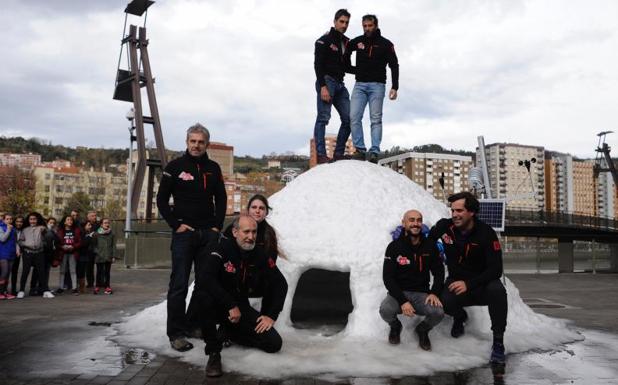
[429,192,508,365]
[380,209,445,351]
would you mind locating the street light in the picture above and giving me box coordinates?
[125,108,136,239]
[517,157,540,209]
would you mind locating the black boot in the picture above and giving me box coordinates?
[388,319,402,345]
[205,352,223,377]
[415,322,432,351]
[451,311,468,338]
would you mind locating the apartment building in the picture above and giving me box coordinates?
[379,152,473,202]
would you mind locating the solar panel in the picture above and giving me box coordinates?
[478,199,506,232]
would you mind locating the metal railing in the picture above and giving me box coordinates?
[506,209,618,232]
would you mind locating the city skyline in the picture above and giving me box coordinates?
[1,0,617,158]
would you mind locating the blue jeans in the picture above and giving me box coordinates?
[313,76,351,157]
[350,82,386,154]
[167,228,217,339]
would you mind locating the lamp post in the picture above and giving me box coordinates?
[518,157,540,209]
[125,108,136,238]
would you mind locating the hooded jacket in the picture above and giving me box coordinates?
[348,29,399,89]
[314,27,353,87]
[383,232,444,306]
[156,151,227,231]
[0,222,17,260]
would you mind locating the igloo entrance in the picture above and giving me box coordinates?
[290,269,353,333]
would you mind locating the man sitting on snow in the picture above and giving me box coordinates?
[192,215,287,377]
[380,209,445,350]
[429,191,508,365]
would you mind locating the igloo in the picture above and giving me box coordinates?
[116,161,582,378]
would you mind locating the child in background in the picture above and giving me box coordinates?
[0,214,18,300]
[55,215,82,295]
[9,215,25,296]
[17,212,51,298]
[94,218,115,295]
[79,222,97,294]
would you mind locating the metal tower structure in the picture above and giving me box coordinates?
[594,131,618,188]
[113,0,167,221]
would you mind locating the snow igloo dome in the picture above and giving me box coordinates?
[268,160,450,338]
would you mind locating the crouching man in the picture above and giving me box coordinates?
[193,215,287,377]
[379,209,445,350]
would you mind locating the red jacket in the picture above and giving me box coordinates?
[55,226,82,261]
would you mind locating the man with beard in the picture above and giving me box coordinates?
[192,215,287,377]
[347,14,399,163]
[380,209,444,350]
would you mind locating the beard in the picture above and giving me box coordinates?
[238,241,256,251]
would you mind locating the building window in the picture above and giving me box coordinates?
[44,185,50,192]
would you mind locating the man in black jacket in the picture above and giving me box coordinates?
[313,9,354,164]
[193,215,287,377]
[429,192,507,364]
[156,123,227,352]
[380,209,444,350]
[347,14,399,163]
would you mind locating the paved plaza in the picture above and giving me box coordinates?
[1,268,617,385]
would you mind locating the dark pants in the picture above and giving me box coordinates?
[441,278,507,335]
[86,259,95,287]
[167,228,218,340]
[10,256,20,294]
[193,291,282,355]
[76,260,88,280]
[20,251,48,292]
[96,262,112,288]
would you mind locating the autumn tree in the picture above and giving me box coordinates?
[0,166,35,215]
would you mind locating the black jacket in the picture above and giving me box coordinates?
[198,237,288,320]
[156,151,227,231]
[348,29,399,89]
[383,233,444,305]
[429,218,503,290]
[314,27,353,87]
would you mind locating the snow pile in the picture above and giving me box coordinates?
[115,161,582,377]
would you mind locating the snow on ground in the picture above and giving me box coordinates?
[114,161,588,378]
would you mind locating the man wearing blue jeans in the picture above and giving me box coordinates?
[348,14,399,163]
[313,9,354,164]
[156,123,227,352]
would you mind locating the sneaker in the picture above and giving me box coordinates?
[388,319,402,345]
[170,337,194,352]
[104,287,113,295]
[205,352,223,377]
[368,152,379,164]
[451,311,468,338]
[316,155,331,164]
[0,293,5,300]
[331,153,350,162]
[5,293,16,300]
[415,323,432,351]
[490,342,506,364]
[72,288,79,295]
[42,291,55,299]
[94,287,100,295]
[16,291,25,299]
[352,150,366,161]
[54,288,64,295]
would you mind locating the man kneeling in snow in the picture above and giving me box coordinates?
[380,209,445,350]
[192,215,287,377]
[429,192,507,365]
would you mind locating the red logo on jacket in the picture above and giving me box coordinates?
[224,261,236,273]
[178,171,194,181]
[329,43,339,52]
[396,255,410,265]
[493,241,501,251]
[268,258,276,269]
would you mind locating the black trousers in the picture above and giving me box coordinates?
[10,256,20,294]
[20,252,48,292]
[193,291,282,355]
[96,262,111,288]
[441,278,507,335]
[86,259,95,287]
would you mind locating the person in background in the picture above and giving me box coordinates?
[17,212,52,298]
[94,218,116,295]
[78,221,97,294]
[55,215,82,295]
[84,210,100,288]
[0,214,18,300]
[9,215,25,296]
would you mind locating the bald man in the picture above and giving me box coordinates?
[380,210,445,350]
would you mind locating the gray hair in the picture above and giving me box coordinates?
[232,214,255,230]
[186,123,210,142]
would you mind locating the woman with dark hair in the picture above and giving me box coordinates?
[17,212,50,298]
[55,215,82,295]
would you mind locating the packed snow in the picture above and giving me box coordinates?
[115,161,586,378]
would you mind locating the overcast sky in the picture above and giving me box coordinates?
[1,0,617,158]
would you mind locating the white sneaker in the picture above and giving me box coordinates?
[17,291,25,299]
[43,291,55,298]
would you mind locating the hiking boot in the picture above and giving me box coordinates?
[17,291,25,299]
[352,150,366,161]
[42,291,55,299]
[368,152,379,164]
[490,342,506,364]
[205,352,223,377]
[451,311,468,338]
[170,337,194,352]
[79,279,86,294]
[317,155,331,164]
[415,323,432,351]
[331,153,350,162]
[388,319,402,345]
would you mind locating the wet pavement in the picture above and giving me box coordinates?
[1,268,617,385]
